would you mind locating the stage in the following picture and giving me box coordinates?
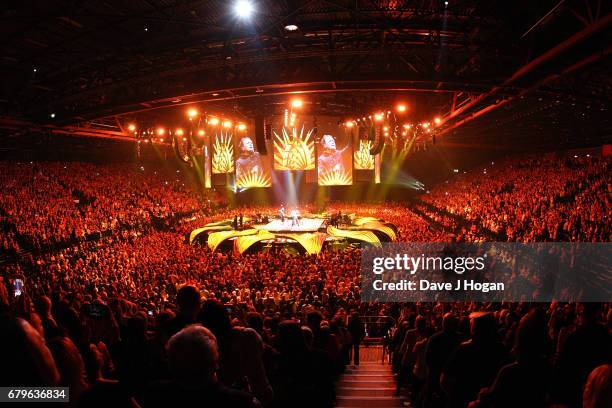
[254,217,326,232]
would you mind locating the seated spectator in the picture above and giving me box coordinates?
[467,309,552,408]
[198,300,273,405]
[145,325,260,408]
[441,312,509,408]
[583,364,612,408]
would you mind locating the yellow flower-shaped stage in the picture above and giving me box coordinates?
[190,214,398,255]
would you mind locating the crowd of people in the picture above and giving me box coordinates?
[420,153,610,243]
[0,151,610,407]
[0,161,208,253]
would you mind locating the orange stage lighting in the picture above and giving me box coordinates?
[237,123,247,131]
[208,117,219,126]
[127,124,136,132]
[374,113,384,122]
[422,122,430,129]
[434,117,442,125]
[403,123,411,129]
[345,121,354,128]
[198,129,205,137]
[175,129,184,136]
[396,104,407,112]
[222,120,232,128]
[187,108,198,118]
[156,127,165,136]
[291,98,303,108]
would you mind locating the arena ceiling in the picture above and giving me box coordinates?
[0,0,610,146]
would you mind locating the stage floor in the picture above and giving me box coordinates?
[255,217,326,232]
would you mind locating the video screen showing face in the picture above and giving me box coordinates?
[317,131,352,186]
[235,136,271,188]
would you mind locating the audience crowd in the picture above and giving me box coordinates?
[1,151,610,408]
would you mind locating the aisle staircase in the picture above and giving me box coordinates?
[336,355,406,407]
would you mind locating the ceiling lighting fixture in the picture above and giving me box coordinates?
[237,123,247,131]
[291,98,303,108]
[127,124,136,132]
[208,117,220,126]
[187,108,198,118]
[234,0,254,19]
[434,117,442,125]
[284,24,298,31]
[222,120,232,128]
[396,104,407,112]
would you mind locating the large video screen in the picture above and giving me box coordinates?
[317,119,353,185]
[273,126,316,171]
[212,131,234,174]
[235,136,271,188]
[354,139,375,170]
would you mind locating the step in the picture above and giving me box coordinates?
[336,396,406,408]
[345,366,393,373]
[338,379,396,388]
[341,374,395,381]
[336,387,396,397]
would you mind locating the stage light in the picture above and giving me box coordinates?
[237,123,247,131]
[212,93,220,96]
[222,120,232,128]
[159,138,164,143]
[383,126,388,131]
[345,121,354,128]
[403,123,411,129]
[434,117,441,125]
[291,98,303,108]
[187,108,198,118]
[396,104,407,112]
[422,122,430,129]
[49,113,55,119]
[176,128,184,136]
[445,1,449,6]
[198,129,205,137]
[208,117,219,126]
[284,24,298,31]
[374,113,384,122]
[156,127,165,136]
[128,123,136,132]
[234,0,254,19]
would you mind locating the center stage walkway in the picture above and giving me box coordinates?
[254,217,326,232]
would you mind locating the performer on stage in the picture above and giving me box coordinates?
[291,208,300,227]
[280,205,285,223]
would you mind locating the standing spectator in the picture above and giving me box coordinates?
[347,311,365,366]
